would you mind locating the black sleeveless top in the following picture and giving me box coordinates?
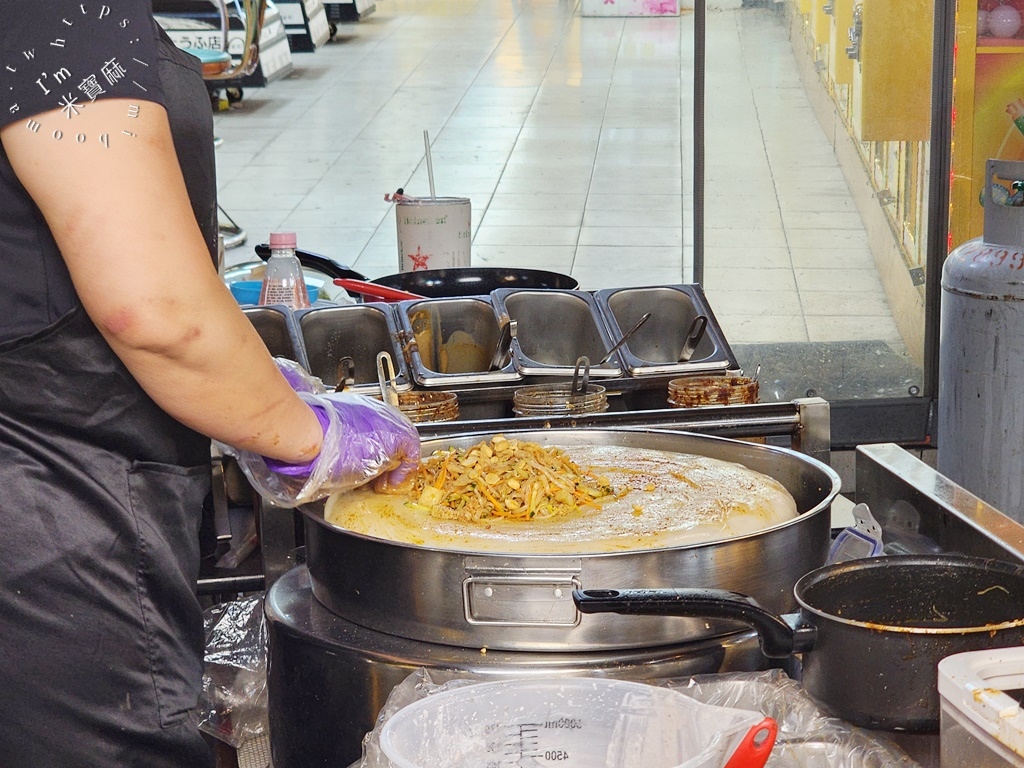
[0,4,218,765]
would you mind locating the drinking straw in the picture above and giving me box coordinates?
[423,129,436,199]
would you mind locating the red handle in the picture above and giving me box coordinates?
[333,278,425,302]
[722,717,777,768]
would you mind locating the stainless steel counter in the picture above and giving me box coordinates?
[856,443,1024,565]
[856,444,1024,767]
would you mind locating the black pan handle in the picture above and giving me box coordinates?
[573,588,816,658]
[254,244,366,282]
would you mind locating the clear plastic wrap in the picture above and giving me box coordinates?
[273,356,325,394]
[348,669,921,768]
[218,359,421,508]
[353,670,487,768]
[197,596,268,748]
[672,670,921,768]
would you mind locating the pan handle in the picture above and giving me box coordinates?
[572,588,816,658]
[254,244,366,281]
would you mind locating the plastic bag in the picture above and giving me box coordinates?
[197,596,268,748]
[272,356,327,394]
[348,669,920,768]
[673,670,921,768]
[353,670,475,768]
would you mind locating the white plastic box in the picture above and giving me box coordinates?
[581,0,680,17]
[939,647,1024,767]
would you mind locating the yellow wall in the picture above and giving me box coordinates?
[854,0,935,142]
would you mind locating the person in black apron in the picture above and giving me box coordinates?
[0,3,418,766]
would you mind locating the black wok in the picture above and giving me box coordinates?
[573,554,1024,733]
[372,266,578,297]
[255,245,578,297]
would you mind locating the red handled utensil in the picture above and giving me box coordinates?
[334,278,425,302]
[722,716,777,768]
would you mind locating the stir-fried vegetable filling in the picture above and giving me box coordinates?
[410,435,622,522]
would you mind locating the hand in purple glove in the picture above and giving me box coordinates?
[221,361,419,507]
[263,392,421,497]
[320,393,421,490]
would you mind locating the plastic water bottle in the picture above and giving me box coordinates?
[259,231,311,309]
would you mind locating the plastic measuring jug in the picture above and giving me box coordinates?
[378,678,776,768]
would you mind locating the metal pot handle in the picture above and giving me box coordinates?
[572,588,816,658]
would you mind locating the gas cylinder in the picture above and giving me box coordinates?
[939,159,1024,519]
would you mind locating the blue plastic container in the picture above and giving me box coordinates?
[229,280,319,306]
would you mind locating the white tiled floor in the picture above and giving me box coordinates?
[216,0,904,352]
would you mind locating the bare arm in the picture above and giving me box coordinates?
[1,99,322,463]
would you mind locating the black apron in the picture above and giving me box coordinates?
[0,29,217,768]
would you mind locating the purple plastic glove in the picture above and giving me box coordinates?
[316,392,421,490]
[238,391,420,507]
[263,406,333,477]
[220,361,420,507]
[263,397,420,487]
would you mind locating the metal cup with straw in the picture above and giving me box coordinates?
[388,129,472,273]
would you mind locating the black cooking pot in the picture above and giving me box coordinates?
[254,245,578,297]
[573,554,1024,733]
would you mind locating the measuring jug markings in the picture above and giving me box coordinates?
[485,722,542,747]
[486,720,585,766]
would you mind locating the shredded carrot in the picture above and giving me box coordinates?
[411,436,617,523]
[434,453,453,489]
[477,483,506,516]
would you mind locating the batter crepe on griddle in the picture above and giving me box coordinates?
[325,443,798,554]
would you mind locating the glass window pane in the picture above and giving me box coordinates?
[696,0,930,404]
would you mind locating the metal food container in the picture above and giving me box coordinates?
[299,428,840,652]
[594,284,738,376]
[297,304,411,394]
[396,297,521,387]
[491,289,623,377]
[243,306,308,370]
